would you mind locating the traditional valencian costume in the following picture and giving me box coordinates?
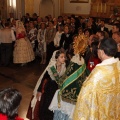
[73,57,120,120]
[27,50,66,120]
[49,35,90,120]
[13,20,35,64]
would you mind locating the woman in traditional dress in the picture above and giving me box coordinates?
[27,50,66,120]
[49,34,90,120]
[13,20,35,66]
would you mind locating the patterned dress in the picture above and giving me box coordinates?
[13,27,35,63]
[37,28,46,54]
[26,51,66,120]
[49,54,90,120]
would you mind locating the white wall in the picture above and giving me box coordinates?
[64,0,91,15]
[40,0,53,17]
[34,0,40,15]
[33,0,59,18]
[33,0,91,18]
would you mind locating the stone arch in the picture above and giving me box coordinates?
[39,0,55,18]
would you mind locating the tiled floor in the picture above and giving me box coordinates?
[0,59,46,120]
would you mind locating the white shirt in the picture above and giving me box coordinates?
[0,27,16,43]
[96,57,119,66]
[54,31,64,46]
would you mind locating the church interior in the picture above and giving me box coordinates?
[0,0,120,20]
[0,0,120,120]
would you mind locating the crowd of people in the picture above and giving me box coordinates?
[0,12,120,120]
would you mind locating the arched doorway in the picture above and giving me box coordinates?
[39,0,55,18]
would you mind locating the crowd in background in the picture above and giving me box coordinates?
[0,12,120,120]
[21,13,120,63]
[0,12,120,67]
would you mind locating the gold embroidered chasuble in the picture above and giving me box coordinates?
[73,58,120,120]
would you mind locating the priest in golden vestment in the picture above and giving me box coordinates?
[73,38,120,120]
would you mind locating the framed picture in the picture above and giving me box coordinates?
[70,0,89,3]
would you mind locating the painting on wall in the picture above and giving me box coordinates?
[70,0,89,3]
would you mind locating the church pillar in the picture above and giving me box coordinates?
[60,0,64,15]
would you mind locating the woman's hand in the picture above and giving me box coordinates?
[36,92,42,101]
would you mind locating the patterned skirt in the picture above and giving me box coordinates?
[13,37,35,63]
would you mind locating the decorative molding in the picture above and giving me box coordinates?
[70,0,89,3]
[62,13,90,17]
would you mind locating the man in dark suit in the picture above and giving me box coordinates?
[7,13,14,23]
[112,31,120,59]
[24,13,32,24]
[109,23,120,37]
[97,19,109,34]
